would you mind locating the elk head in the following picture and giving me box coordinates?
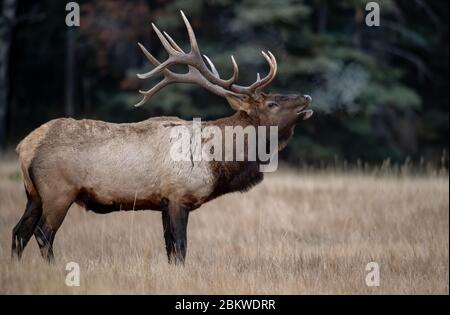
[135,11,313,141]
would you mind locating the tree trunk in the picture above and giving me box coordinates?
[317,1,328,33]
[353,5,363,49]
[65,27,76,117]
[0,0,17,149]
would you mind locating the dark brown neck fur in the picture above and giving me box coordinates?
[206,111,264,201]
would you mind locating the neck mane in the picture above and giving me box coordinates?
[205,111,265,201]
[208,110,258,128]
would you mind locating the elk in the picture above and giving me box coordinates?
[12,11,313,264]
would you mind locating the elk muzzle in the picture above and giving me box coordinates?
[297,95,314,121]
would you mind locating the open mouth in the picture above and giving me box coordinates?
[297,107,314,120]
[297,109,314,120]
[296,95,313,120]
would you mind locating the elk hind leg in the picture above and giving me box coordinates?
[11,191,42,260]
[34,194,74,262]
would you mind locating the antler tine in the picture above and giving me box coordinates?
[164,31,239,93]
[135,94,150,107]
[135,43,179,107]
[136,58,174,80]
[136,78,175,107]
[203,54,240,85]
[163,31,185,54]
[230,51,277,95]
[166,14,239,86]
[163,32,233,94]
[248,51,277,91]
[230,56,240,84]
[152,23,182,56]
[203,55,220,78]
[180,10,200,55]
[180,10,239,87]
[255,51,278,92]
[136,23,189,81]
[136,42,174,80]
[137,42,161,67]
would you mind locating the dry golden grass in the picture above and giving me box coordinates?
[0,156,448,294]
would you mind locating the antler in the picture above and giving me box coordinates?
[135,10,277,107]
[204,51,278,96]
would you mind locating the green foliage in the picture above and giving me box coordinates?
[234,0,312,25]
[7,0,449,166]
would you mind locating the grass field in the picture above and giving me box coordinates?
[0,156,448,294]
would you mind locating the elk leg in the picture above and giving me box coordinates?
[161,202,189,264]
[11,192,42,260]
[34,195,73,262]
[34,217,58,262]
[162,211,175,261]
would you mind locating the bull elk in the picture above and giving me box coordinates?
[12,11,313,264]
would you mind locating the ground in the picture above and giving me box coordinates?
[0,156,448,294]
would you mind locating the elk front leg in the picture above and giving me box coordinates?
[161,202,189,264]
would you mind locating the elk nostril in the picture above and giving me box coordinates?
[304,95,312,103]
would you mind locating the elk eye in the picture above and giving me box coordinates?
[267,102,278,108]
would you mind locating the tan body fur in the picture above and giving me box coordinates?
[17,117,218,215]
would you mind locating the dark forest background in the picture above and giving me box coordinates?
[0,0,448,167]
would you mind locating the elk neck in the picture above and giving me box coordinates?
[207,110,260,129]
[205,111,265,202]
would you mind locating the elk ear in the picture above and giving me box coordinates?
[225,94,253,114]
